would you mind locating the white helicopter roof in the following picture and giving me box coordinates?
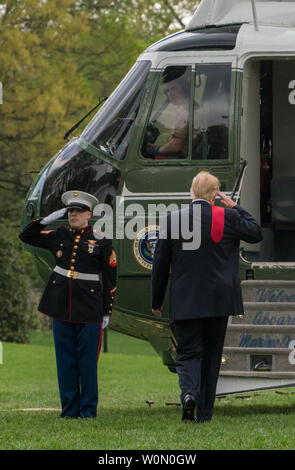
[186,0,295,31]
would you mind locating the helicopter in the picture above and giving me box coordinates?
[21,0,295,395]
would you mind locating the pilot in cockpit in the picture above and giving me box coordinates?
[143,67,191,159]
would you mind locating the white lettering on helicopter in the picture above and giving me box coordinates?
[93,198,202,250]
[253,312,295,325]
[238,337,295,365]
[288,80,295,105]
[256,288,295,302]
[239,335,292,348]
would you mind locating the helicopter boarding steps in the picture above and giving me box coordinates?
[217,278,295,395]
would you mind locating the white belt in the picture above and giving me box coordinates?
[54,266,100,281]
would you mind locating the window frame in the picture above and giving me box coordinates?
[138,56,237,166]
[139,64,193,162]
[192,62,233,162]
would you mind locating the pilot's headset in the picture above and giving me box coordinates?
[162,66,191,99]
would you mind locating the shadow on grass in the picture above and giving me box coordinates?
[214,403,295,418]
[0,404,181,421]
[99,401,295,421]
[3,397,295,423]
[98,397,295,423]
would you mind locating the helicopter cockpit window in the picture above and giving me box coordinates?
[192,64,231,160]
[142,66,191,160]
[40,140,120,216]
[81,60,151,160]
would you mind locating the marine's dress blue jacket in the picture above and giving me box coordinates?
[20,220,117,323]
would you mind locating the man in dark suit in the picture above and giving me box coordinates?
[151,171,262,423]
[19,190,117,418]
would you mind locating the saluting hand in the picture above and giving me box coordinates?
[40,208,67,225]
[217,191,237,209]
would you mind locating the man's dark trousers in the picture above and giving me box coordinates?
[174,316,228,422]
[52,320,103,418]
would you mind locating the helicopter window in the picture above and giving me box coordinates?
[40,140,120,216]
[192,64,231,160]
[141,66,191,160]
[81,60,151,160]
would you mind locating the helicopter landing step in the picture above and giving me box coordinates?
[217,278,295,394]
[250,263,295,269]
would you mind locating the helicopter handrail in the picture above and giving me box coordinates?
[230,159,247,202]
[250,0,259,32]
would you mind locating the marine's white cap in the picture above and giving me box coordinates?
[61,190,98,211]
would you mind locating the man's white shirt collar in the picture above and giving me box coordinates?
[192,199,211,205]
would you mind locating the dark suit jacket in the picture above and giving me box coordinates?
[19,220,117,323]
[152,200,263,322]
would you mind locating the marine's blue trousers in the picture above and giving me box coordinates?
[52,320,103,418]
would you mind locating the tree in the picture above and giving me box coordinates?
[0,0,92,220]
[73,0,199,97]
[0,223,32,342]
[0,0,200,223]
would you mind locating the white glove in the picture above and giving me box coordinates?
[40,208,67,225]
[102,316,110,329]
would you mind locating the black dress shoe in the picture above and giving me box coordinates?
[182,393,196,422]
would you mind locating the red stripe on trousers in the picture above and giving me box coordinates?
[96,323,103,416]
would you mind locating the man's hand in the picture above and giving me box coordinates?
[152,308,162,317]
[40,208,67,225]
[217,191,237,209]
[102,315,110,329]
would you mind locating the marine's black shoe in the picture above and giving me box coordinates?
[182,393,196,422]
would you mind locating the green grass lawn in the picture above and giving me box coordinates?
[1,330,295,450]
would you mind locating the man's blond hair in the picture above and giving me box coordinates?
[190,171,220,202]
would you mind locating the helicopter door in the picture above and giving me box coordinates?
[240,58,295,262]
[270,59,295,261]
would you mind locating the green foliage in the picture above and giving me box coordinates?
[0,223,32,342]
[0,0,199,224]
[0,0,92,220]
[20,251,52,331]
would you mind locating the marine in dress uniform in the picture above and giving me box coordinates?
[19,191,117,418]
[151,172,263,423]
